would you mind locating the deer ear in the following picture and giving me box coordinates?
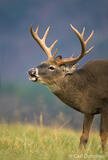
[55,55,62,60]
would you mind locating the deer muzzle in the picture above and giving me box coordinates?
[28,68,39,82]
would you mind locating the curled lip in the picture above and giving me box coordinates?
[28,70,39,82]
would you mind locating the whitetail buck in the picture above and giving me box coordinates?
[28,24,108,150]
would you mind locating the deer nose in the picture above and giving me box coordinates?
[28,68,36,76]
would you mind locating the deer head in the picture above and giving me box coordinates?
[28,24,94,90]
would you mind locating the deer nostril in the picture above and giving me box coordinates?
[28,69,36,76]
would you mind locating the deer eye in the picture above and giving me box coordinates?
[48,66,55,71]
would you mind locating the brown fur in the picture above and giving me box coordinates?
[28,59,108,150]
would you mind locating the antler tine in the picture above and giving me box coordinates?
[50,40,58,51]
[30,24,58,60]
[81,27,85,37]
[35,25,39,33]
[56,25,94,65]
[52,48,58,58]
[85,30,94,45]
[42,26,50,42]
[84,30,94,54]
[85,46,94,55]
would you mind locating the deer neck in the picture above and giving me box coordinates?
[47,72,85,113]
[47,83,61,93]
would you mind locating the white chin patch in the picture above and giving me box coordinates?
[29,77,36,81]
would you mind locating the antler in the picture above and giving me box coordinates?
[56,24,94,65]
[30,24,58,60]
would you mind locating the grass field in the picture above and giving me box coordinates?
[0,123,107,160]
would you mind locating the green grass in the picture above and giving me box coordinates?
[0,123,107,160]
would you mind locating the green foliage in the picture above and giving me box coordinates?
[0,123,107,160]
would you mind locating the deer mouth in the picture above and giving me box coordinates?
[28,70,39,82]
[29,76,38,82]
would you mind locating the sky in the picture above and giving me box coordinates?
[0,0,108,82]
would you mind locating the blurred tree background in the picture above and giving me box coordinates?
[0,0,107,129]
